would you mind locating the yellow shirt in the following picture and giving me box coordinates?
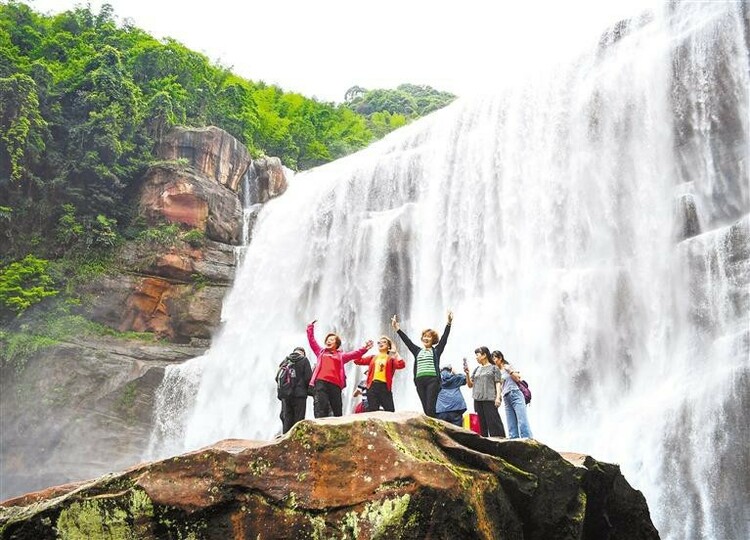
[372,353,389,383]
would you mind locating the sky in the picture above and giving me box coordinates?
[27,0,657,103]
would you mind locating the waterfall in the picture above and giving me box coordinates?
[148,2,749,538]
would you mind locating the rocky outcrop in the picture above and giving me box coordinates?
[0,127,289,502]
[157,126,252,192]
[0,414,659,540]
[252,156,288,203]
[84,127,270,343]
[81,236,235,344]
[138,165,243,245]
[0,336,203,501]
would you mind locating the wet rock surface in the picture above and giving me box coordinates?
[0,413,659,540]
[0,337,204,501]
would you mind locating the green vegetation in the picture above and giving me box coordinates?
[0,254,58,314]
[0,2,454,265]
[345,83,456,137]
[0,2,457,365]
[0,304,158,372]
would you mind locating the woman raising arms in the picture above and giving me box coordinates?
[307,319,373,418]
[391,310,453,418]
[353,335,406,412]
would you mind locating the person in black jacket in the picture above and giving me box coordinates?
[391,310,453,417]
[277,346,313,433]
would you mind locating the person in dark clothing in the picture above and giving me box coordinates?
[278,347,313,434]
[391,310,453,418]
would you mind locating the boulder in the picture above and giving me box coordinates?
[157,126,251,193]
[252,156,288,203]
[0,413,659,540]
[138,165,243,245]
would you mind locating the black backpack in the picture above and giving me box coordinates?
[276,359,297,399]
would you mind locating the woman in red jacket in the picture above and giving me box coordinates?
[307,320,373,418]
[353,336,406,412]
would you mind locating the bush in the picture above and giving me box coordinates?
[135,223,181,246]
[0,255,59,317]
[182,228,205,248]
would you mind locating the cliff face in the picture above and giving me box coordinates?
[0,413,659,540]
[84,126,267,343]
[0,126,288,500]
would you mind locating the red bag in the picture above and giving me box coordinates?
[463,413,481,434]
[354,401,367,414]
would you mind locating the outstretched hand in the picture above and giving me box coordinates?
[391,315,400,331]
[447,310,454,324]
[364,339,374,349]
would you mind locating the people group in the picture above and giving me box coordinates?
[275,311,532,440]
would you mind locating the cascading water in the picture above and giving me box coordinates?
[148,2,749,538]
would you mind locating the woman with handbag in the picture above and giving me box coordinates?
[492,350,533,439]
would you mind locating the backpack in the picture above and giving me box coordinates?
[276,360,297,399]
[516,379,532,405]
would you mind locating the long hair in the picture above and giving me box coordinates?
[474,346,491,360]
[492,350,507,365]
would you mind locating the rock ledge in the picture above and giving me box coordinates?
[0,413,658,539]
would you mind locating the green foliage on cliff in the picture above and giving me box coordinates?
[0,254,59,316]
[0,2,455,265]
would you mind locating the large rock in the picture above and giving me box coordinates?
[0,337,204,501]
[82,273,225,343]
[157,126,251,192]
[0,413,659,539]
[252,156,288,203]
[138,165,243,245]
[118,239,236,285]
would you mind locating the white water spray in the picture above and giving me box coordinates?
[149,2,749,538]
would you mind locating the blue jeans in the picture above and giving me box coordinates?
[504,389,532,438]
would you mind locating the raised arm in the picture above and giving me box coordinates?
[435,323,452,354]
[396,329,421,357]
[306,321,322,357]
[392,353,406,369]
[353,354,373,366]
[465,367,474,388]
[341,340,373,363]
